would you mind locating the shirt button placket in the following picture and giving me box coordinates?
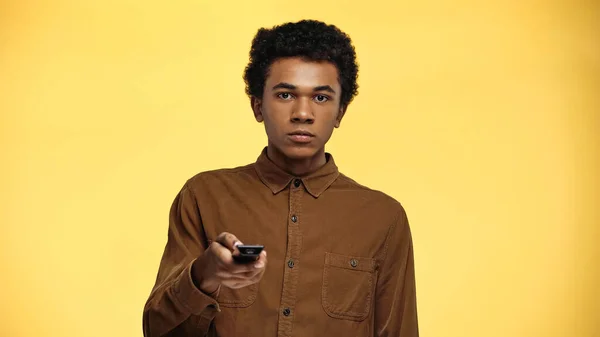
[277,178,303,336]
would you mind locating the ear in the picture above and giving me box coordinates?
[334,105,347,128]
[251,96,264,123]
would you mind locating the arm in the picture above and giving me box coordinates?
[375,207,419,337]
[142,181,220,337]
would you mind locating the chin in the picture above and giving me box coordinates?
[281,144,319,160]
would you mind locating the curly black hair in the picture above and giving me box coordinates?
[243,20,359,108]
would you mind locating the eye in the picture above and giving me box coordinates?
[314,95,329,103]
[277,92,294,100]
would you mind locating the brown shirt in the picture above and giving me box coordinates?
[143,148,418,337]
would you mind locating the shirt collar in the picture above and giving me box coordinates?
[254,147,340,198]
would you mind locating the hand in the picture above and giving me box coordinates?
[192,232,267,294]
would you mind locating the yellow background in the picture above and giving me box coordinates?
[1,0,598,336]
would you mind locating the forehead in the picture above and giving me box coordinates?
[266,57,340,90]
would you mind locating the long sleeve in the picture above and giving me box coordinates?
[374,207,419,337]
[143,181,220,337]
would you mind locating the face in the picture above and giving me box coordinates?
[252,57,346,163]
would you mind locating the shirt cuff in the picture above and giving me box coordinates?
[172,259,221,316]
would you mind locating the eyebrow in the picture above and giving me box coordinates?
[272,82,336,94]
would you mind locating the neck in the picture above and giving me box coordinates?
[266,144,327,177]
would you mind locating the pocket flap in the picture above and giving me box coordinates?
[325,252,376,273]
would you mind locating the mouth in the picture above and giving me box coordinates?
[287,130,315,143]
[288,130,315,137]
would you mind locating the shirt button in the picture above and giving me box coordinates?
[350,259,358,268]
[287,259,295,268]
[291,215,297,223]
[283,308,291,316]
[294,179,301,187]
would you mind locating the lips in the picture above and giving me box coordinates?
[288,130,315,143]
[288,130,315,137]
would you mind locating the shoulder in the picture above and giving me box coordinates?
[183,163,257,193]
[335,172,408,222]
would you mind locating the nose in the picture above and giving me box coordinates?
[290,97,315,124]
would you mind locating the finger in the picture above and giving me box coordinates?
[222,280,254,289]
[215,270,253,281]
[232,265,263,279]
[216,267,264,284]
[229,249,267,273]
[228,263,258,274]
[215,232,243,251]
[223,268,265,288]
[209,240,235,265]
[219,264,266,288]
[241,266,264,280]
[251,255,268,278]
[253,250,267,269]
[235,251,267,278]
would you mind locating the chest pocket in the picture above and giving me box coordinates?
[216,283,259,308]
[321,252,378,321]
